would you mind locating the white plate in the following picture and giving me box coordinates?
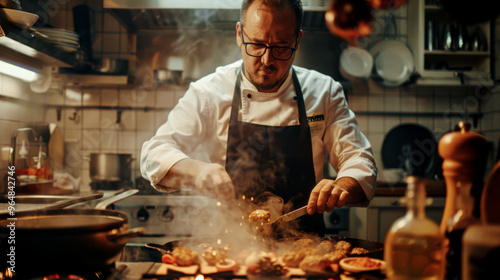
[58,45,78,52]
[339,257,386,273]
[36,27,79,39]
[43,36,79,46]
[369,40,414,86]
[1,8,39,29]
[340,46,373,80]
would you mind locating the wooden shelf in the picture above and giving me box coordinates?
[424,50,490,56]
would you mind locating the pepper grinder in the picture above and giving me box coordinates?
[438,122,489,234]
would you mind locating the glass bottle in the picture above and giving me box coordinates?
[384,176,446,280]
[445,181,478,280]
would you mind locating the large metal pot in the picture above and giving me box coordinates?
[0,190,143,278]
[90,153,133,182]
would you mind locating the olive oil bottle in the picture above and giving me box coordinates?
[384,176,446,280]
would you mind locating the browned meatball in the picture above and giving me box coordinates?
[299,255,331,272]
[316,240,335,254]
[335,240,352,254]
[172,247,199,266]
[282,247,320,268]
[291,238,315,251]
[324,251,347,264]
[202,246,227,265]
[351,247,369,255]
[248,209,271,223]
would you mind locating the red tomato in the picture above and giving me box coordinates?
[162,254,176,264]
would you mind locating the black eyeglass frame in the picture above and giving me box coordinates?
[240,23,298,61]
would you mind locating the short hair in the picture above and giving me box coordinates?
[240,0,303,35]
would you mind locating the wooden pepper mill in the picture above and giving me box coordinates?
[438,121,490,234]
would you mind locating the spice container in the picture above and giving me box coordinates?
[438,122,489,233]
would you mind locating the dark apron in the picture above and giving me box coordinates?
[225,67,325,235]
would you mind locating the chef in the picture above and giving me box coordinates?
[141,0,377,235]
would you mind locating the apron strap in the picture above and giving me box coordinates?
[292,68,308,125]
[230,66,309,125]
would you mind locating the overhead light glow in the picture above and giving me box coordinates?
[0,60,40,82]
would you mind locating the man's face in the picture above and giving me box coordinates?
[236,2,303,92]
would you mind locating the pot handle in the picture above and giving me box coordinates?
[107,227,145,242]
[95,189,139,209]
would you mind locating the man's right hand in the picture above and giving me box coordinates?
[193,162,236,202]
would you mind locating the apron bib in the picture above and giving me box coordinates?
[225,67,325,235]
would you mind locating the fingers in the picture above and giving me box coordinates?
[307,180,324,214]
[308,179,350,214]
[196,164,236,202]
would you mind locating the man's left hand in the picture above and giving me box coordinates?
[307,177,364,214]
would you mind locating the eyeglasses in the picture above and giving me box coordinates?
[240,24,298,61]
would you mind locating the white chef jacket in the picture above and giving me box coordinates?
[141,60,377,200]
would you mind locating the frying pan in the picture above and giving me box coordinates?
[0,189,143,278]
[381,123,440,178]
[146,236,384,262]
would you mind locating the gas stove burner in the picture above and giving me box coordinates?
[25,264,126,280]
[42,275,85,280]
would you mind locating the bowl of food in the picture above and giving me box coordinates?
[339,257,386,273]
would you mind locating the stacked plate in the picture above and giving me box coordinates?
[339,46,373,80]
[37,27,79,52]
[369,40,414,87]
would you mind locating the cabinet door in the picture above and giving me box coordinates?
[408,0,493,86]
[367,196,445,243]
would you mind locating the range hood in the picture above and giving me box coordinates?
[103,0,330,32]
[103,0,329,10]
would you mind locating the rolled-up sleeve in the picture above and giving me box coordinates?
[140,82,208,191]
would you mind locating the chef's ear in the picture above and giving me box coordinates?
[236,22,243,47]
[296,29,303,49]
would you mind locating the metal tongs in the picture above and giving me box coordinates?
[268,205,308,226]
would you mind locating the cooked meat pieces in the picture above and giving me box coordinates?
[335,240,352,254]
[316,240,335,254]
[291,238,315,251]
[248,209,271,223]
[324,251,347,264]
[351,247,370,255]
[282,247,320,267]
[202,246,227,265]
[299,255,332,272]
[172,247,199,266]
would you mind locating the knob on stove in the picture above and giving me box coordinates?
[161,206,174,222]
[137,208,149,222]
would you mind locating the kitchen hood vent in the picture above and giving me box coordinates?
[104,0,329,32]
[104,0,329,11]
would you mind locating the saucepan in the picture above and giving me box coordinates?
[89,153,134,182]
[0,189,143,278]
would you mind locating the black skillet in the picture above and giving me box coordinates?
[381,123,440,178]
[146,236,384,260]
